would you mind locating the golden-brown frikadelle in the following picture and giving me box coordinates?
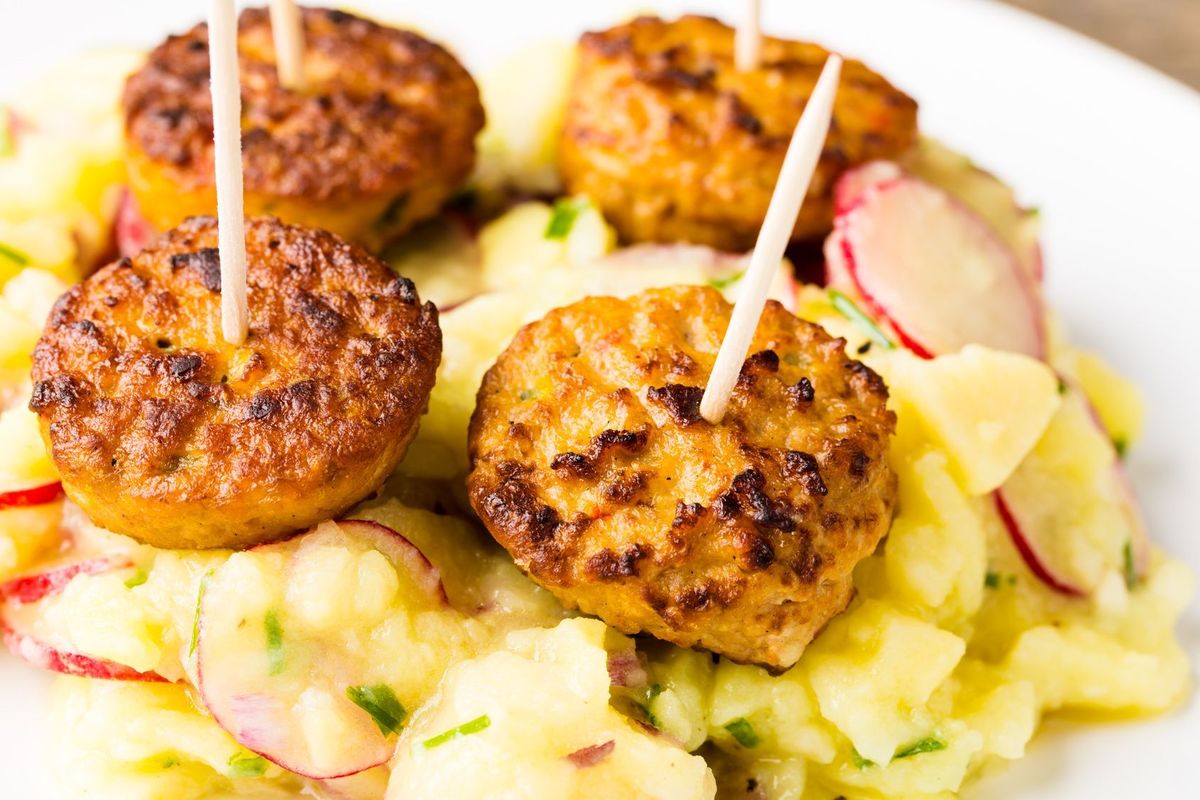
[122,7,484,251]
[29,216,441,550]
[559,15,918,251]
[466,286,897,670]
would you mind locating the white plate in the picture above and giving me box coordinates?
[1,1,1197,798]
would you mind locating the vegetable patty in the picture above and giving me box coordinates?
[122,7,484,250]
[29,216,441,550]
[559,15,918,251]
[467,286,896,669]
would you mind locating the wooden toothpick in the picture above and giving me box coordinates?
[699,54,843,424]
[269,0,306,91]
[735,0,762,72]
[208,0,249,345]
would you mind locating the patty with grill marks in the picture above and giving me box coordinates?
[467,286,896,670]
[559,15,918,251]
[122,6,484,251]
[30,216,441,550]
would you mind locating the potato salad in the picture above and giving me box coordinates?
[0,30,1192,800]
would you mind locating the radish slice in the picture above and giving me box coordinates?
[0,481,63,509]
[832,160,902,215]
[197,519,452,779]
[1,620,167,681]
[995,388,1146,596]
[0,557,130,604]
[114,189,156,258]
[0,554,160,680]
[901,140,1044,283]
[832,176,1044,359]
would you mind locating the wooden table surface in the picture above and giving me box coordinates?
[1002,0,1200,89]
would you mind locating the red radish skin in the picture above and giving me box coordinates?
[567,740,616,768]
[833,177,1045,360]
[606,650,647,688]
[0,482,64,510]
[336,519,449,606]
[197,520,450,779]
[114,189,156,258]
[0,557,131,604]
[993,492,1087,598]
[832,161,902,215]
[0,621,167,681]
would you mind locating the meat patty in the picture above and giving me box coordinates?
[122,7,484,251]
[467,286,896,669]
[29,216,441,550]
[559,15,918,251]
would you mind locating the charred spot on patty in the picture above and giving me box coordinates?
[169,248,222,292]
[647,383,704,425]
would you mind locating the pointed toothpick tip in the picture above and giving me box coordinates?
[699,53,843,424]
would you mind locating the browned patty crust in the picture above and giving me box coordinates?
[467,287,897,669]
[122,7,484,249]
[559,15,918,251]
[30,216,441,550]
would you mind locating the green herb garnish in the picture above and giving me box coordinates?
[636,683,665,728]
[124,569,148,589]
[0,242,30,268]
[421,714,491,749]
[724,718,760,748]
[518,388,538,402]
[1057,378,1068,395]
[827,289,894,350]
[264,610,285,676]
[708,271,745,290]
[851,749,876,769]
[1123,540,1138,590]
[227,752,268,778]
[346,684,407,736]
[188,571,212,657]
[984,571,1001,589]
[1113,437,1128,459]
[545,197,588,240]
[894,737,947,759]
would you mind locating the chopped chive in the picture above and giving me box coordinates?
[1123,540,1138,590]
[188,571,212,657]
[124,569,148,589]
[827,289,894,350]
[227,752,267,778]
[1113,437,1128,459]
[264,610,285,676]
[0,242,30,267]
[851,749,876,769]
[646,683,663,702]
[724,718,760,748]
[545,197,588,240]
[518,388,538,402]
[421,714,491,749]
[708,271,745,290]
[894,737,947,759]
[1056,378,1068,395]
[346,684,407,736]
[984,571,1001,589]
